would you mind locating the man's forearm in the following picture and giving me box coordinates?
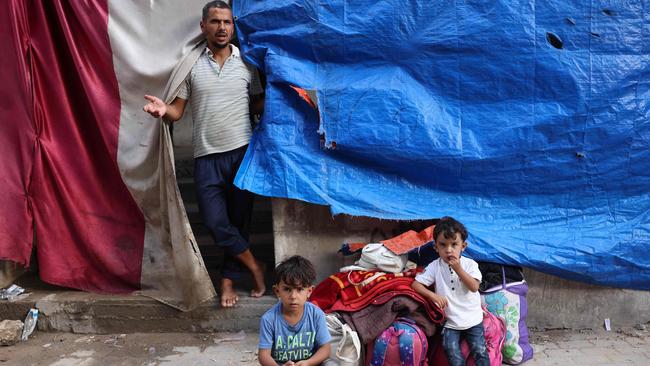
[162,97,188,123]
[163,103,183,122]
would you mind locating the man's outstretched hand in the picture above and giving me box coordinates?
[143,95,167,118]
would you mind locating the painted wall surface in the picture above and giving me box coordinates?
[272,198,650,329]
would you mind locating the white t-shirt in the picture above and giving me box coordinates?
[415,256,483,330]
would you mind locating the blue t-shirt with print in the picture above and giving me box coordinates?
[258,301,331,363]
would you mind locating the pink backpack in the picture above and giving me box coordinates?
[431,307,506,366]
[366,318,428,366]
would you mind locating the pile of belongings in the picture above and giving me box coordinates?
[313,224,532,365]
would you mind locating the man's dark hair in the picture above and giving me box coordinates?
[202,1,231,20]
[274,255,316,287]
[434,216,468,242]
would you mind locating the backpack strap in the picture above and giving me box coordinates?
[369,326,391,366]
[396,322,416,364]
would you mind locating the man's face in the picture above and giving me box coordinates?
[435,232,467,264]
[200,7,234,49]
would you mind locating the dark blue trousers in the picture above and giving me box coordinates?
[442,323,490,366]
[194,145,254,280]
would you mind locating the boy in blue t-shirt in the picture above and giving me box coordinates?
[259,255,331,366]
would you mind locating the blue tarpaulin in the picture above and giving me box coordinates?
[232,1,650,289]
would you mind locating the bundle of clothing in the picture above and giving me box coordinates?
[313,225,444,365]
[312,268,445,345]
[314,225,532,366]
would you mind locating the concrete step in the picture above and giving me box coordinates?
[1,279,277,334]
[176,174,275,275]
[191,221,274,240]
[198,236,275,266]
[195,229,274,252]
[186,209,273,236]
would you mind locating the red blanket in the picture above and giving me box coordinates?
[311,271,444,326]
[311,269,420,310]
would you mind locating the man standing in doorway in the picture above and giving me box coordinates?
[143,1,265,308]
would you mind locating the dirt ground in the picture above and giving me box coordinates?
[0,326,648,365]
[0,331,260,366]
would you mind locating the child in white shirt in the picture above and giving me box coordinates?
[411,216,489,366]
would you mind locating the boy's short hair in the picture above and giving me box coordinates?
[434,216,468,242]
[274,255,316,287]
[202,1,231,20]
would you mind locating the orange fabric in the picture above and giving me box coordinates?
[290,86,317,109]
[382,225,436,255]
[346,242,367,252]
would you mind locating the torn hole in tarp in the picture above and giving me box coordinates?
[290,85,318,109]
[290,85,337,150]
[546,32,564,49]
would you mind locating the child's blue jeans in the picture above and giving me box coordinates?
[442,323,490,366]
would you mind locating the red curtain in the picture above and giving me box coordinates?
[0,0,144,293]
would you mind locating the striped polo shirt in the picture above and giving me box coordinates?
[177,44,262,158]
